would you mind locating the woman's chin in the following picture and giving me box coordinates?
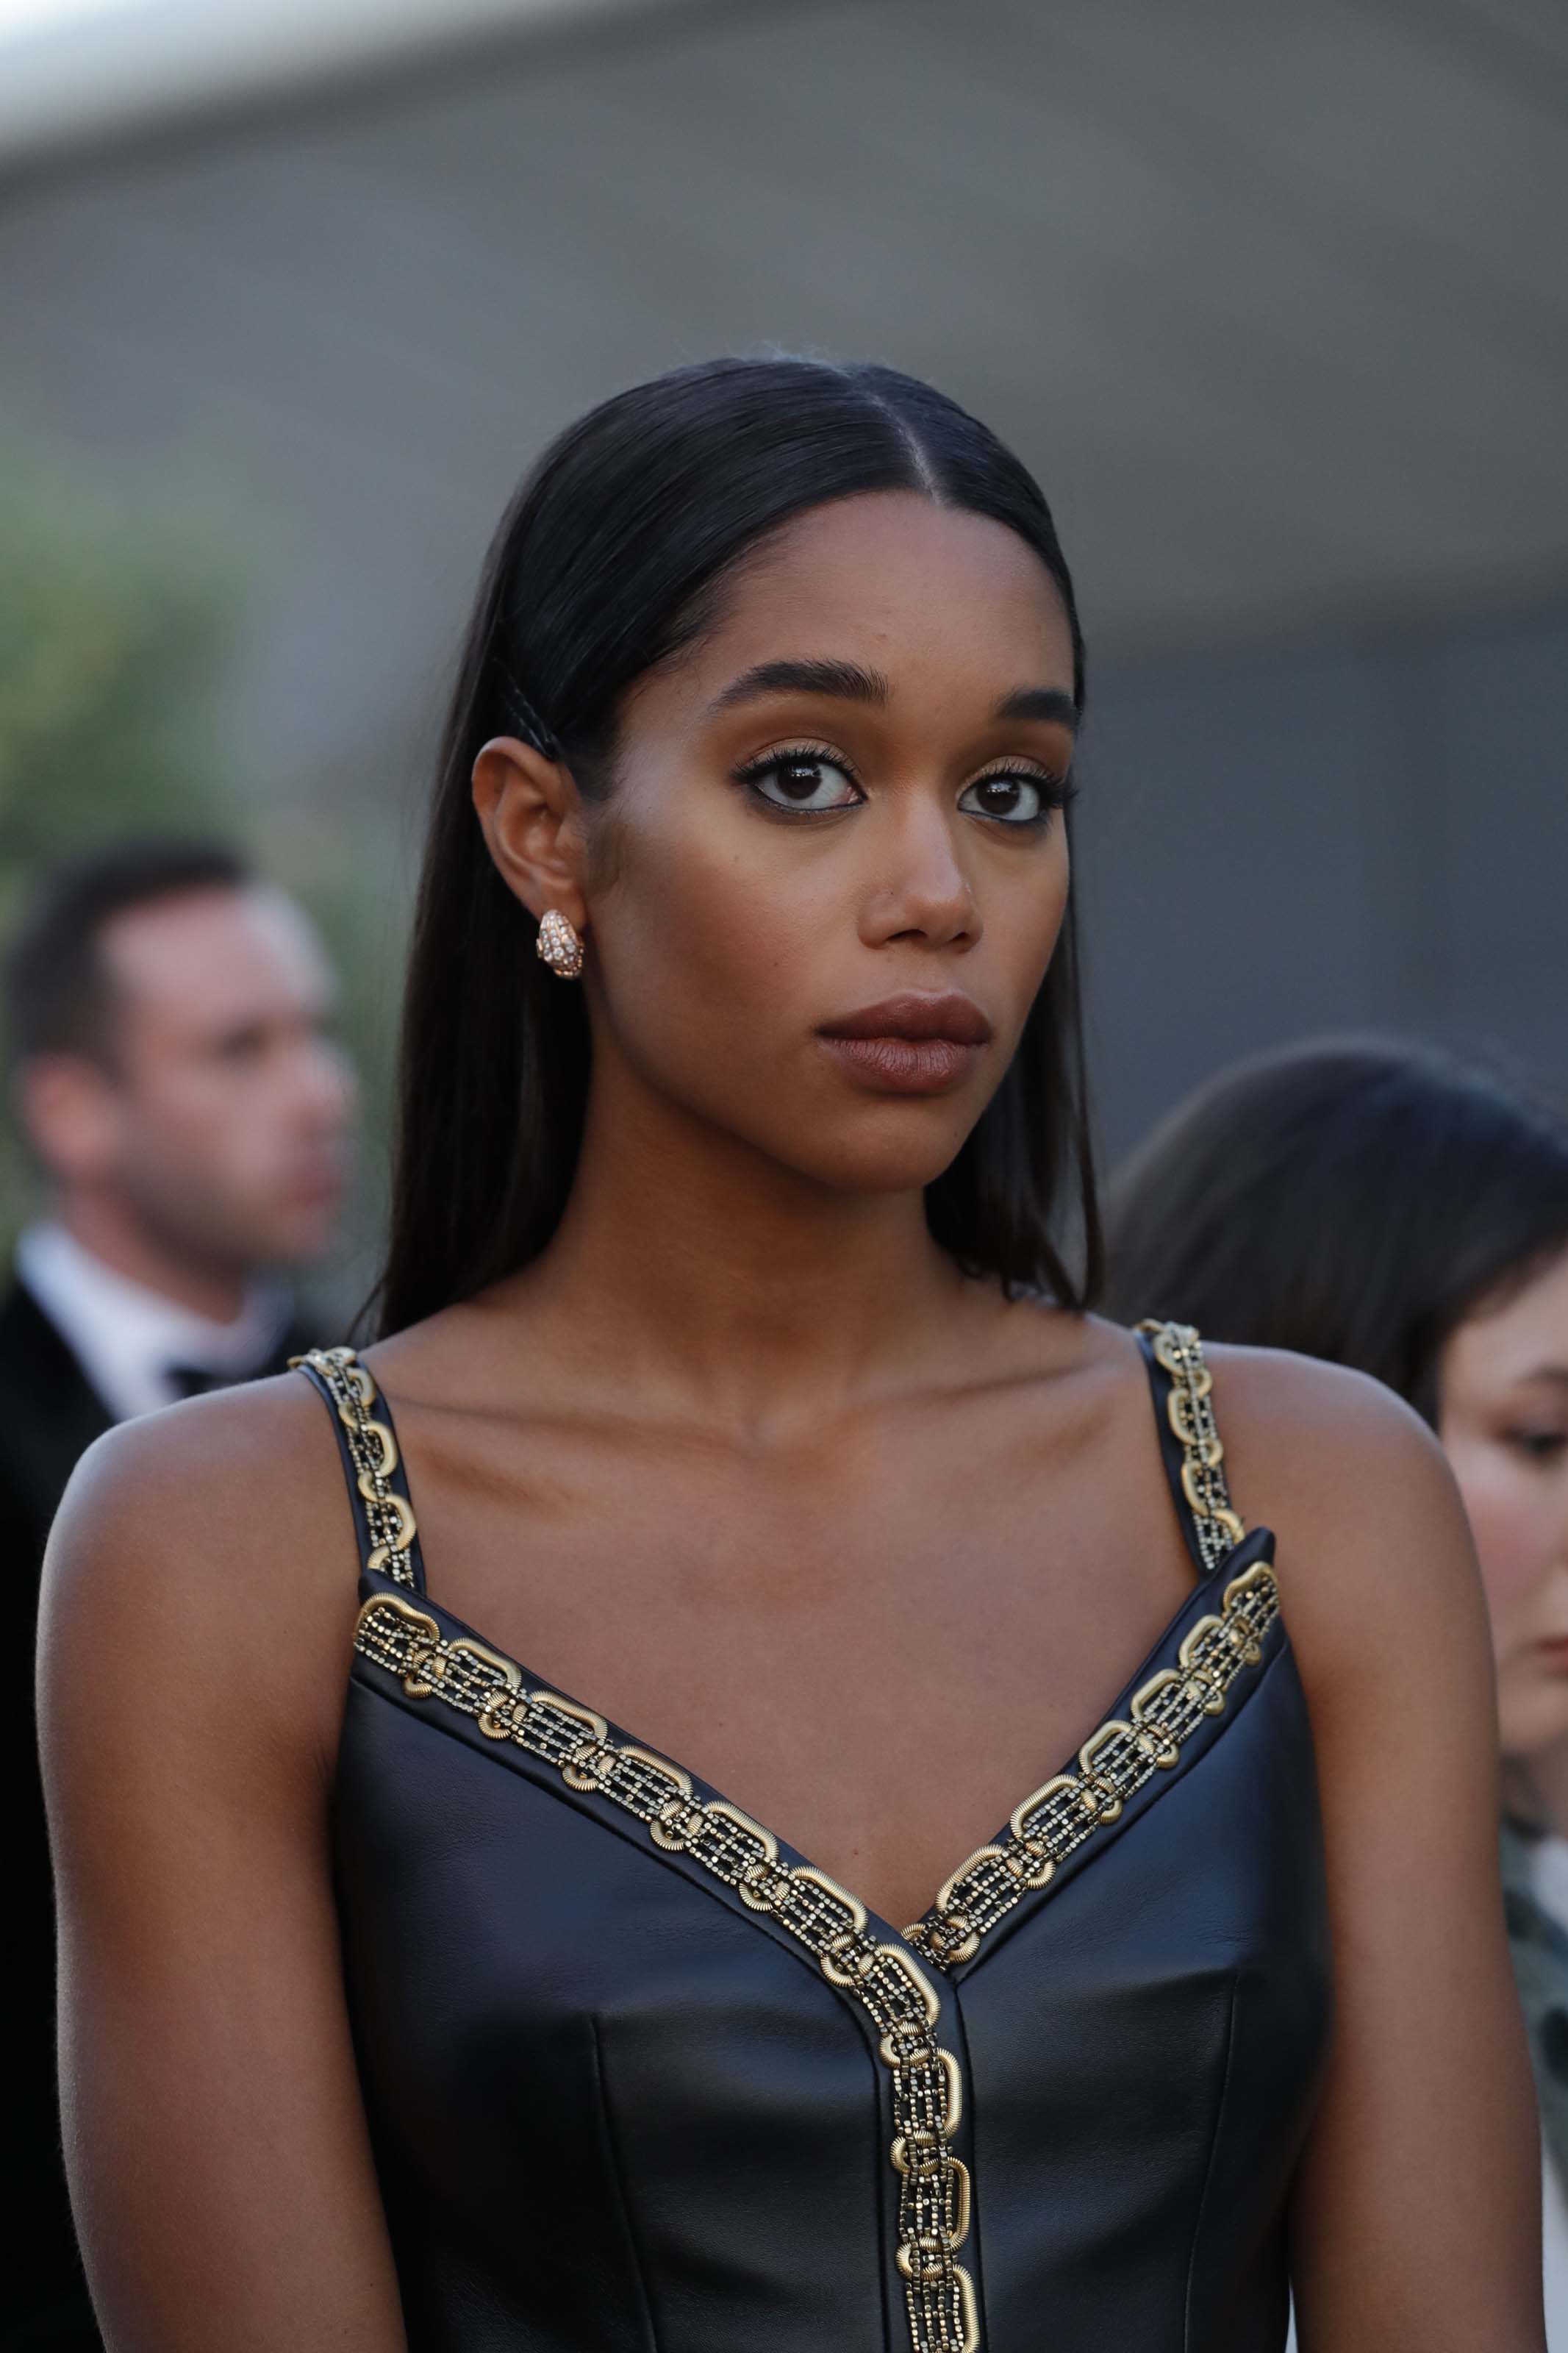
[785,1128,977,1199]
[1502,1687,1568,1771]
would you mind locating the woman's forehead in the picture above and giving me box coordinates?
[674,494,1077,707]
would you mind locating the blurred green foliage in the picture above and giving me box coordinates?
[0,465,235,930]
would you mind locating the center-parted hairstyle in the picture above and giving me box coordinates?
[377,355,1097,1337]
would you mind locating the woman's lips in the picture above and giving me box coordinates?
[1537,1636,1568,1674]
[817,993,992,1097]
[820,1034,982,1093]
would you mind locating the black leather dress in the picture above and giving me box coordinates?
[298,1321,1331,2353]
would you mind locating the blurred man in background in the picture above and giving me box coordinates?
[6,838,354,2349]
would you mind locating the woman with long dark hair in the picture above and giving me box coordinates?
[40,363,1540,2351]
[1106,1035,1568,2340]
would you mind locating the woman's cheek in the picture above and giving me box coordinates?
[1452,1448,1549,1624]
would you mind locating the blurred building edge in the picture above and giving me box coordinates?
[4,840,356,2353]
[4,0,1566,1178]
[0,0,676,170]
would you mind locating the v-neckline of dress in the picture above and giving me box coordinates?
[349,1525,1283,1979]
[306,1333,1283,1977]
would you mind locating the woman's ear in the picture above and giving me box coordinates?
[471,737,588,934]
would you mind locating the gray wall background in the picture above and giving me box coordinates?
[1086,591,1568,1154]
[2,0,1564,1178]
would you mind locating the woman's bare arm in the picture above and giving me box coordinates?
[1217,1347,1544,2351]
[38,1377,407,2352]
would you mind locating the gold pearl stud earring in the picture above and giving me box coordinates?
[536,909,584,979]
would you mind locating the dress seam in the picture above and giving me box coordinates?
[948,1991,985,2338]
[1183,1970,1239,2352]
[588,2013,662,2353]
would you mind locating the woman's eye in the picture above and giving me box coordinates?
[957,772,1052,825]
[745,751,862,814]
[1506,1428,1568,1463]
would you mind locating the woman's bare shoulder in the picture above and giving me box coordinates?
[39,1368,363,1779]
[1202,1340,1489,1713]
[1205,1338,1452,1529]
[48,1365,358,1593]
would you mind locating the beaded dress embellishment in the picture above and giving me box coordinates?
[907,1320,1275,1969]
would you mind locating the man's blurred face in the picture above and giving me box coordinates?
[88,885,355,1272]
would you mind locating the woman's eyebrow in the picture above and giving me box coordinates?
[706,664,1080,729]
[992,686,1078,729]
[708,659,889,714]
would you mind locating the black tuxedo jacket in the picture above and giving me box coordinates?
[0,1279,121,1576]
[4,1277,315,2351]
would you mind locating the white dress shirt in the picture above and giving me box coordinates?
[15,1218,290,1423]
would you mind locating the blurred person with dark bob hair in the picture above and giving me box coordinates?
[39,362,1542,2352]
[6,839,354,2353]
[1106,1035,1568,2338]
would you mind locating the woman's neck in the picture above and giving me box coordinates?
[485,1055,994,1435]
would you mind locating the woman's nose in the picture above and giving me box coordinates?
[859,808,981,952]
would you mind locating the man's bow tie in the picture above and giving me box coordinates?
[162,1360,236,1402]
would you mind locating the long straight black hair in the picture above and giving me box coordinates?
[376,356,1099,1338]
[1104,1037,1568,1425]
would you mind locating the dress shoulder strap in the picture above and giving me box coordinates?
[1134,1319,1246,1577]
[290,1343,426,1593]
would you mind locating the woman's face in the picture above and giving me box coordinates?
[1439,1248,1568,1760]
[577,490,1078,1199]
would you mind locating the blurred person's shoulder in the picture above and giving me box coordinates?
[39,1363,363,1777]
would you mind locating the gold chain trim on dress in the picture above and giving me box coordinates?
[904,1558,1278,1970]
[354,1592,979,2353]
[1136,1319,1246,1572]
[906,1319,1259,1971]
[290,1345,419,1587]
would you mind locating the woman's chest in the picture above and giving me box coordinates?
[397,1412,1197,1929]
